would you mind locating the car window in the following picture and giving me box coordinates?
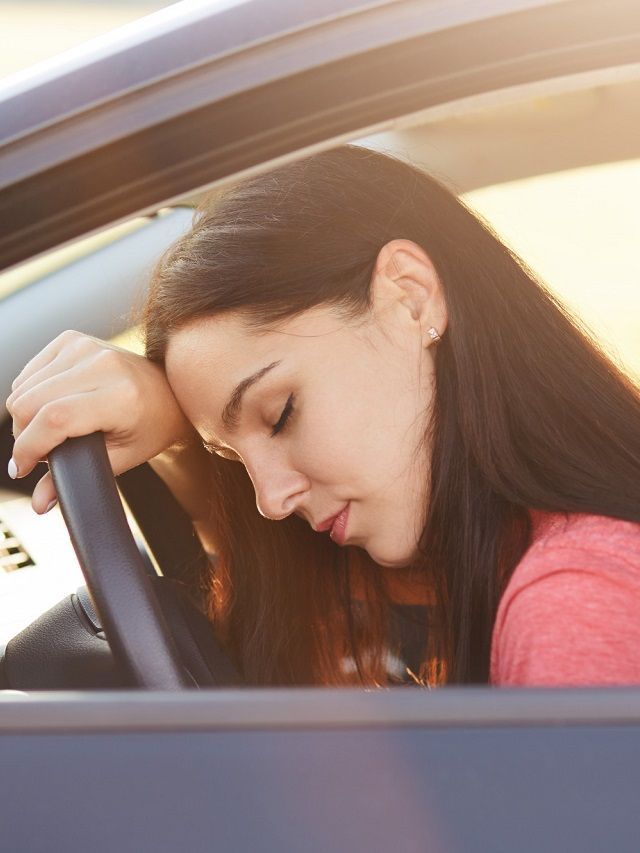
[0,217,152,302]
[2,150,638,646]
[0,2,175,84]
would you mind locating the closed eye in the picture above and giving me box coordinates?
[271,393,295,437]
[202,392,295,458]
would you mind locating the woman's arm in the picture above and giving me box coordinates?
[6,329,219,556]
[148,433,218,557]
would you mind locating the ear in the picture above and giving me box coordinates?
[371,239,448,345]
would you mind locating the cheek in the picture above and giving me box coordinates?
[293,352,430,490]
[291,390,362,482]
[294,388,388,490]
[355,384,431,496]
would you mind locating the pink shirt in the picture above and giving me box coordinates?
[490,510,640,686]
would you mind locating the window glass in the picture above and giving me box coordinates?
[0,2,174,83]
[0,218,150,301]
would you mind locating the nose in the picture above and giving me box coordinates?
[245,453,310,521]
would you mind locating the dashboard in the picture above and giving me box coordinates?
[0,493,82,644]
[0,489,149,646]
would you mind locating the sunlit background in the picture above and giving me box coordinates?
[465,160,640,378]
[0,1,172,76]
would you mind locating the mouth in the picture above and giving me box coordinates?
[316,503,350,546]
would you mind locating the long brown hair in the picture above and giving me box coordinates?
[140,144,640,685]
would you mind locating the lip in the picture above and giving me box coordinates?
[316,503,349,534]
[328,503,350,546]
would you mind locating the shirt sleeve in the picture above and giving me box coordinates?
[492,550,640,687]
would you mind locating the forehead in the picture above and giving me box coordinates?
[165,305,350,378]
[165,311,256,380]
[164,306,356,432]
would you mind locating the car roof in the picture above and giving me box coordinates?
[1,0,639,272]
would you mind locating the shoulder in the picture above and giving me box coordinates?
[531,508,640,553]
[509,510,640,590]
[490,511,640,686]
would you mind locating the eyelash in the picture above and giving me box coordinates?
[203,393,295,460]
[271,393,295,437]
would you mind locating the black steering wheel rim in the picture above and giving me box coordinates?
[48,432,193,689]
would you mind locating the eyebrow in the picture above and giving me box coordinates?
[220,360,282,432]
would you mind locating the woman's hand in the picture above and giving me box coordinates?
[5,329,196,515]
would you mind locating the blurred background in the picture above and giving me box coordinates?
[2,0,638,378]
[0,1,173,77]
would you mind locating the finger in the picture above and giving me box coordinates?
[7,340,132,423]
[9,388,134,480]
[30,471,58,515]
[9,417,19,444]
[7,359,99,438]
[10,329,90,393]
[8,356,78,413]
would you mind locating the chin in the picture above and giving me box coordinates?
[365,544,416,569]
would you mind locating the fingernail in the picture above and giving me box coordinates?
[7,457,18,479]
[45,499,58,513]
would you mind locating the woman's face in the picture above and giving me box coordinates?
[165,239,446,568]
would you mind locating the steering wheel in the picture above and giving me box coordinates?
[48,432,194,689]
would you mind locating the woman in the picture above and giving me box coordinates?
[6,145,640,687]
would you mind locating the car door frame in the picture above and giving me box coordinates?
[1,0,640,271]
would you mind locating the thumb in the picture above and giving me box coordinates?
[30,443,138,515]
[31,471,58,515]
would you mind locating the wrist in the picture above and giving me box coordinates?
[159,418,202,457]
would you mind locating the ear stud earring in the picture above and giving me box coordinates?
[426,326,442,345]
